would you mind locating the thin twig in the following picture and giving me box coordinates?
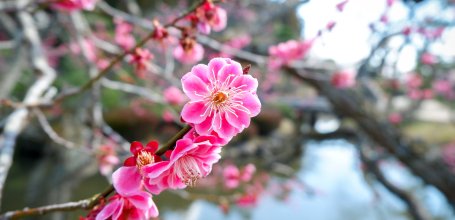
[33,108,76,149]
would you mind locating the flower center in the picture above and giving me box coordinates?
[136,151,154,169]
[175,155,202,187]
[211,91,228,105]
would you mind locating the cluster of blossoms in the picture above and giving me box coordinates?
[173,1,227,65]
[405,73,433,100]
[84,58,261,219]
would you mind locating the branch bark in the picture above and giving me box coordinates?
[0,0,56,208]
[287,68,455,208]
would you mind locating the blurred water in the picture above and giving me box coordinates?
[161,139,455,220]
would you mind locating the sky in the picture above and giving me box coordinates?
[297,0,455,72]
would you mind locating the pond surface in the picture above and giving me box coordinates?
[159,139,455,220]
[3,139,455,220]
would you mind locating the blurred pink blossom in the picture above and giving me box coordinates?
[268,39,313,69]
[240,163,256,182]
[195,2,227,34]
[388,113,402,125]
[331,70,356,89]
[115,19,136,50]
[336,0,349,12]
[163,86,185,105]
[406,73,423,89]
[52,0,97,11]
[223,165,240,189]
[173,39,204,64]
[97,144,119,176]
[129,48,153,78]
[421,52,438,65]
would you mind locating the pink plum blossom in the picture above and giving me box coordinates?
[173,39,204,64]
[388,113,402,125]
[97,144,119,176]
[52,0,97,11]
[112,141,163,195]
[115,19,136,50]
[180,58,261,139]
[69,38,97,63]
[268,40,313,69]
[408,89,422,100]
[240,163,256,182]
[143,137,222,192]
[326,21,336,31]
[402,26,412,36]
[421,52,438,65]
[162,110,176,123]
[406,73,422,89]
[223,165,240,189]
[386,0,395,7]
[129,48,153,78]
[433,79,454,99]
[331,70,356,88]
[195,2,227,34]
[94,192,158,220]
[336,0,349,12]
[163,86,185,105]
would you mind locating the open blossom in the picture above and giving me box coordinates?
[143,137,222,192]
[173,38,204,64]
[180,58,261,139]
[95,192,158,220]
[163,86,185,105]
[195,2,227,34]
[112,141,163,195]
[268,40,313,69]
[331,70,356,88]
[52,0,97,11]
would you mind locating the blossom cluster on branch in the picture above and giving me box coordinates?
[80,57,261,219]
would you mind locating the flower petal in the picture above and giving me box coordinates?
[217,62,243,85]
[112,166,142,196]
[95,198,122,220]
[230,75,258,92]
[225,107,250,130]
[182,74,209,101]
[194,114,214,135]
[240,94,261,117]
[181,101,209,124]
[213,112,238,139]
[127,191,153,211]
[143,179,165,195]
[191,64,211,84]
[143,161,171,179]
[208,57,228,77]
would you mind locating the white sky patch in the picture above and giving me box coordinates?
[297,0,454,70]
